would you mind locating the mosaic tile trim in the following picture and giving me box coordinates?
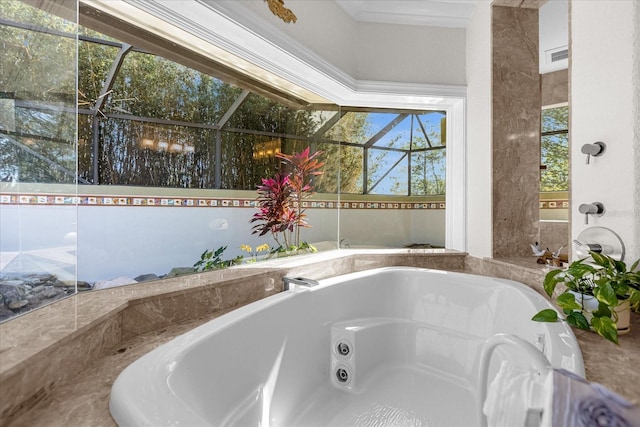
[539,200,569,209]
[0,193,447,210]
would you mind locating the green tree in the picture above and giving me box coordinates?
[316,112,368,193]
[0,0,77,183]
[385,117,446,196]
[540,106,569,192]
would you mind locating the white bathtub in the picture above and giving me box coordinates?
[109,267,584,426]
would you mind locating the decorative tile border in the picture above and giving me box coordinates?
[0,194,568,210]
[539,200,569,209]
[0,193,447,210]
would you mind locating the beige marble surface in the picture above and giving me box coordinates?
[0,250,463,425]
[492,5,541,258]
[12,313,639,427]
[2,251,639,426]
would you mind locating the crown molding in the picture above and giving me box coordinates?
[120,0,466,109]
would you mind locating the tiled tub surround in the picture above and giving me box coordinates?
[1,250,639,426]
[0,250,464,425]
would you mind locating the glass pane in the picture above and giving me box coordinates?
[109,51,240,124]
[368,149,408,195]
[0,0,78,321]
[541,133,569,191]
[98,119,216,187]
[325,111,393,145]
[229,93,312,136]
[414,112,446,148]
[410,151,446,195]
[542,106,568,133]
[310,140,362,194]
[372,114,411,149]
[78,40,120,107]
[220,131,277,190]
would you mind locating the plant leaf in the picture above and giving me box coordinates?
[566,312,590,330]
[557,292,581,311]
[592,302,612,319]
[543,269,564,296]
[531,309,559,322]
[594,283,618,307]
[591,316,618,345]
[589,251,608,267]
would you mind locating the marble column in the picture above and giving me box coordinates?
[492,5,541,258]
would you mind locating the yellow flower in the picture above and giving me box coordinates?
[240,244,252,253]
[256,243,270,252]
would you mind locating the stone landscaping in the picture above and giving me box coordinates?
[0,267,197,322]
[0,273,87,321]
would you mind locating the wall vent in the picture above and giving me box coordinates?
[551,49,569,62]
[545,46,569,64]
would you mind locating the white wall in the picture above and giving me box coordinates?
[338,209,445,248]
[570,0,640,263]
[464,0,493,258]
[539,0,568,74]
[230,0,466,85]
[354,22,466,84]
[0,202,444,282]
[231,0,359,77]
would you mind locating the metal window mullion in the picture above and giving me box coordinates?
[368,153,408,194]
[408,116,414,196]
[215,129,222,189]
[363,146,368,194]
[312,110,345,138]
[363,113,409,148]
[415,114,433,148]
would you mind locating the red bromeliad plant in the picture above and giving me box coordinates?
[250,147,324,253]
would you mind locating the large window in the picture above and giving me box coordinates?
[1,8,446,196]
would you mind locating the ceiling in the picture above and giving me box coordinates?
[334,0,479,28]
[334,0,568,73]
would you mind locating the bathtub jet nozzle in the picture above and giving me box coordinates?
[283,276,319,290]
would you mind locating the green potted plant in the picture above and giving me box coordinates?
[532,251,640,344]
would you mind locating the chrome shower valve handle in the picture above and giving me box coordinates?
[580,141,606,164]
[578,202,604,224]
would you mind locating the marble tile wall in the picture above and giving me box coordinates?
[541,69,569,107]
[492,5,541,258]
[539,220,570,255]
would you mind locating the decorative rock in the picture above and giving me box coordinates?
[166,267,195,278]
[6,298,29,310]
[134,273,160,283]
[0,272,73,321]
[27,273,55,282]
[93,277,138,290]
[41,287,61,299]
[0,282,29,299]
[77,281,92,290]
[53,280,76,288]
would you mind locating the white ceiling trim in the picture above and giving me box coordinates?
[334,0,476,28]
[117,0,466,109]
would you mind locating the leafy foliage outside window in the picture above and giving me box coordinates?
[0,0,77,184]
[541,106,569,192]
